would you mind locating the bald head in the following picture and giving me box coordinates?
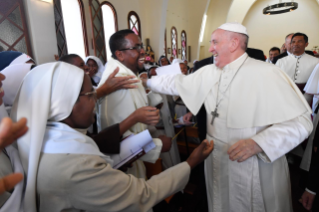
[285,33,294,53]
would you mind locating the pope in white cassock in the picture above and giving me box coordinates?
[142,22,313,212]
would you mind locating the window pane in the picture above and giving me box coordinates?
[8,6,23,28]
[0,19,23,45]
[0,41,8,52]
[92,0,99,11]
[102,4,116,61]
[14,37,27,54]
[131,15,137,24]
[57,30,65,49]
[54,6,62,24]
[61,0,86,59]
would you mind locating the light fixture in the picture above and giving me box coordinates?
[38,0,51,3]
[263,1,298,15]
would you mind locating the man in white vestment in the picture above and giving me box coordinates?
[276,32,319,102]
[142,22,313,212]
[97,30,171,179]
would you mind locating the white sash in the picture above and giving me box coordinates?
[1,146,25,212]
[206,117,265,212]
[42,122,113,166]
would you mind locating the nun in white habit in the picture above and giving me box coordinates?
[0,52,34,212]
[85,56,105,85]
[10,62,214,212]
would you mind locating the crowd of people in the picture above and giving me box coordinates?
[0,21,319,212]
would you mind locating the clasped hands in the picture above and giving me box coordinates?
[227,138,263,162]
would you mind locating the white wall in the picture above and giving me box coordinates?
[23,0,58,64]
[243,0,319,55]
[200,0,233,59]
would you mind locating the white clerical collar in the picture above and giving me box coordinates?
[292,52,305,59]
[222,53,247,71]
[74,127,88,135]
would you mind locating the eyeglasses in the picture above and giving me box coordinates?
[79,90,97,102]
[119,43,144,52]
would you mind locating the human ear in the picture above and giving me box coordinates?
[305,42,309,48]
[229,38,239,53]
[115,51,125,62]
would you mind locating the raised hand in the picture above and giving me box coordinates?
[96,67,140,98]
[186,139,214,169]
[0,117,28,150]
[0,117,28,195]
[227,138,262,162]
[133,106,160,126]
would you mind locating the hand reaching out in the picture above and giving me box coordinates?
[133,106,160,126]
[186,139,214,169]
[0,117,28,195]
[0,117,28,150]
[96,67,140,98]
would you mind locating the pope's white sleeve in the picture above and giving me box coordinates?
[251,111,313,163]
[147,75,179,96]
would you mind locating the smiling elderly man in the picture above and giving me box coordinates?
[141,22,313,212]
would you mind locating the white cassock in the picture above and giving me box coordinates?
[147,91,181,169]
[147,53,313,212]
[97,57,162,180]
[276,53,319,167]
[300,63,319,171]
[276,53,319,94]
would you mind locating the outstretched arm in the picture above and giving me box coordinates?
[142,74,180,96]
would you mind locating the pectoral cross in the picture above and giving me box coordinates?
[211,107,219,125]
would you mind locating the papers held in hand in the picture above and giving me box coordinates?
[155,63,182,76]
[110,130,156,169]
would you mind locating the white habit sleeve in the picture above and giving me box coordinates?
[252,111,313,163]
[147,74,180,96]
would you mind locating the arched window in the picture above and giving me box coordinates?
[53,0,68,57]
[171,27,178,58]
[163,29,167,56]
[89,0,117,63]
[101,2,118,62]
[181,30,187,61]
[128,11,141,38]
[60,0,88,59]
[0,0,33,56]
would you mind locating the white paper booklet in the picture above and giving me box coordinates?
[155,63,182,76]
[110,130,156,169]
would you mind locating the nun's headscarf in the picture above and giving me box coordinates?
[0,51,34,71]
[84,56,105,84]
[158,55,170,66]
[10,62,84,212]
[0,51,34,114]
[172,58,184,64]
